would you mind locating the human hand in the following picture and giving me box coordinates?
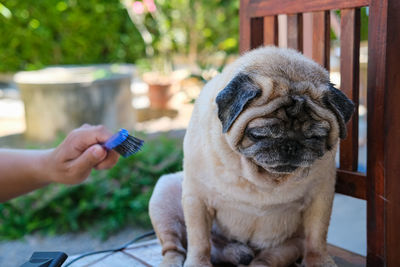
[43,124,120,185]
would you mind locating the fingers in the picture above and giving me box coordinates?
[72,124,113,150]
[50,124,121,184]
[66,144,107,184]
[60,125,113,161]
[79,123,92,129]
[73,125,119,170]
[95,150,119,170]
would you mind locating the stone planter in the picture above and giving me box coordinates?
[14,64,136,141]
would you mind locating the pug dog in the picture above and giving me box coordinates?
[149,46,354,267]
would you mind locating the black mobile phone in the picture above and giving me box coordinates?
[20,251,68,267]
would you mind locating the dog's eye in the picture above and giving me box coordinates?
[247,131,266,141]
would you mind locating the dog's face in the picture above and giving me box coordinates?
[238,93,332,174]
[216,48,354,174]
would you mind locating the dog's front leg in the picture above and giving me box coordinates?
[302,176,337,267]
[182,193,214,267]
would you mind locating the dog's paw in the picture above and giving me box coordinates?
[238,262,274,267]
[238,257,277,267]
[160,251,185,267]
[221,242,254,265]
[183,262,212,267]
[303,252,337,267]
[183,258,212,267]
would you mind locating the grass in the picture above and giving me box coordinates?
[0,134,183,240]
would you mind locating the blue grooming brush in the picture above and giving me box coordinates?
[104,129,144,157]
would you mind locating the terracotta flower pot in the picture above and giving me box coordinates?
[147,83,172,109]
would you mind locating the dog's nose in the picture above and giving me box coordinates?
[286,95,305,117]
[282,140,299,156]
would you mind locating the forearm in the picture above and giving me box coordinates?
[0,149,52,202]
[0,125,119,202]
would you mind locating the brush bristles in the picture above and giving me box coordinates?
[113,134,144,157]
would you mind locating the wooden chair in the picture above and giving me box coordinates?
[239,0,400,266]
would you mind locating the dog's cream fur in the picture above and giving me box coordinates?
[150,46,343,267]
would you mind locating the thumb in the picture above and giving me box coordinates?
[70,145,107,179]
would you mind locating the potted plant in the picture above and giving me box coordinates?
[121,0,176,109]
[143,72,173,109]
[139,55,175,109]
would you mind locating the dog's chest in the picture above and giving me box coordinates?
[207,180,310,248]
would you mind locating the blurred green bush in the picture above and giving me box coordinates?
[0,0,239,72]
[0,0,146,72]
[0,134,183,240]
[140,0,239,60]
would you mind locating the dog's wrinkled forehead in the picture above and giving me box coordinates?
[241,46,330,86]
[215,47,354,138]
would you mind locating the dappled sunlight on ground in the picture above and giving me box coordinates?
[0,98,26,137]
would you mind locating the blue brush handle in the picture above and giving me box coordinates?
[104,129,129,150]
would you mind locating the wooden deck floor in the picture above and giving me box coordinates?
[63,239,163,267]
[63,239,365,267]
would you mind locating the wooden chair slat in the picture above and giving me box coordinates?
[382,0,400,263]
[263,16,278,46]
[239,0,251,53]
[339,8,360,171]
[302,13,314,59]
[336,170,366,200]
[366,0,386,264]
[251,17,264,49]
[366,0,400,265]
[287,14,303,52]
[311,11,330,69]
[247,0,369,17]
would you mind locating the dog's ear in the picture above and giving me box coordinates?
[216,74,262,133]
[323,83,355,139]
